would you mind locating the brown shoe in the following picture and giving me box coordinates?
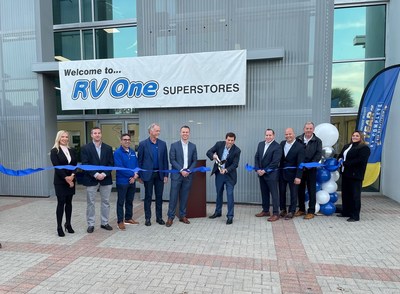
[124,219,139,225]
[279,210,287,217]
[179,217,190,224]
[255,211,271,217]
[117,222,126,231]
[294,210,305,217]
[285,212,294,220]
[304,213,315,220]
[166,218,173,227]
[267,215,280,222]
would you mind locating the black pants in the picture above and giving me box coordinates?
[279,178,298,213]
[56,194,73,227]
[298,168,317,213]
[341,176,362,220]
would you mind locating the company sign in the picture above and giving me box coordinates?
[59,50,246,110]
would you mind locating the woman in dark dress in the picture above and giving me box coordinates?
[338,130,371,222]
[50,130,78,236]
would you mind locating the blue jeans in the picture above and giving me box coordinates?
[116,183,136,223]
[214,173,235,218]
[143,172,164,220]
[168,175,193,219]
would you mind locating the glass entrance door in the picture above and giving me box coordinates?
[99,122,123,150]
[98,121,139,151]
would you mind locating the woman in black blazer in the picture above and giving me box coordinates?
[50,131,78,237]
[338,130,371,222]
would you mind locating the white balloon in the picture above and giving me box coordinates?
[322,180,338,194]
[331,171,340,182]
[316,190,330,205]
[305,201,320,213]
[315,203,320,214]
[315,123,339,147]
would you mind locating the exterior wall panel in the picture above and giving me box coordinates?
[0,0,55,196]
[382,0,400,202]
[137,0,333,203]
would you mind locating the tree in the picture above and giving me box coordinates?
[331,87,355,108]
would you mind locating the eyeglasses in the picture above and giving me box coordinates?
[122,139,131,141]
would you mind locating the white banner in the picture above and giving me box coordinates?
[59,50,246,110]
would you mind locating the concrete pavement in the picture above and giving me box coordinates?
[1,186,400,293]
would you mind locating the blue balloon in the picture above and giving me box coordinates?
[324,158,339,172]
[317,168,331,183]
[329,192,338,203]
[316,182,322,192]
[320,202,336,216]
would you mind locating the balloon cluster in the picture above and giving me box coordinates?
[306,123,340,216]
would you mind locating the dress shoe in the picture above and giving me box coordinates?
[347,218,359,222]
[304,213,315,220]
[145,219,151,226]
[124,219,139,225]
[267,215,279,222]
[255,211,271,217]
[226,218,233,225]
[101,224,113,230]
[285,212,294,220]
[294,210,305,217]
[179,217,190,224]
[209,213,222,219]
[279,210,287,217]
[87,226,94,233]
[57,227,65,237]
[117,222,126,231]
[166,218,173,227]
[64,224,75,234]
[336,214,348,218]
[156,219,166,225]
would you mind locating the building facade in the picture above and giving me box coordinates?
[1,0,398,203]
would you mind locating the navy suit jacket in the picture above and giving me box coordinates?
[254,140,282,181]
[137,137,169,181]
[169,140,198,181]
[279,140,305,182]
[206,141,241,185]
[81,142,114,186]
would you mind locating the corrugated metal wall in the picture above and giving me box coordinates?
[0,0,333,199]
[137,0,333,204]
[0,0,54,196]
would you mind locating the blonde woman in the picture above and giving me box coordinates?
[50,130,78,237]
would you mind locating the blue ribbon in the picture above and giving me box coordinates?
[0,164,210,177]
[245,160,343,173]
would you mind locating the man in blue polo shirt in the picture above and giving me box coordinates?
[114,133,139,231]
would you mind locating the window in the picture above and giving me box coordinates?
[53,0,79,25]
[331,5,386,109]
[54,31,81,61]
[53,0,136,24]
[94,0,137,21]
[331,4,386,191]
[53,0,137,61]
[95,26,137,59]
[331,60,385,108]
